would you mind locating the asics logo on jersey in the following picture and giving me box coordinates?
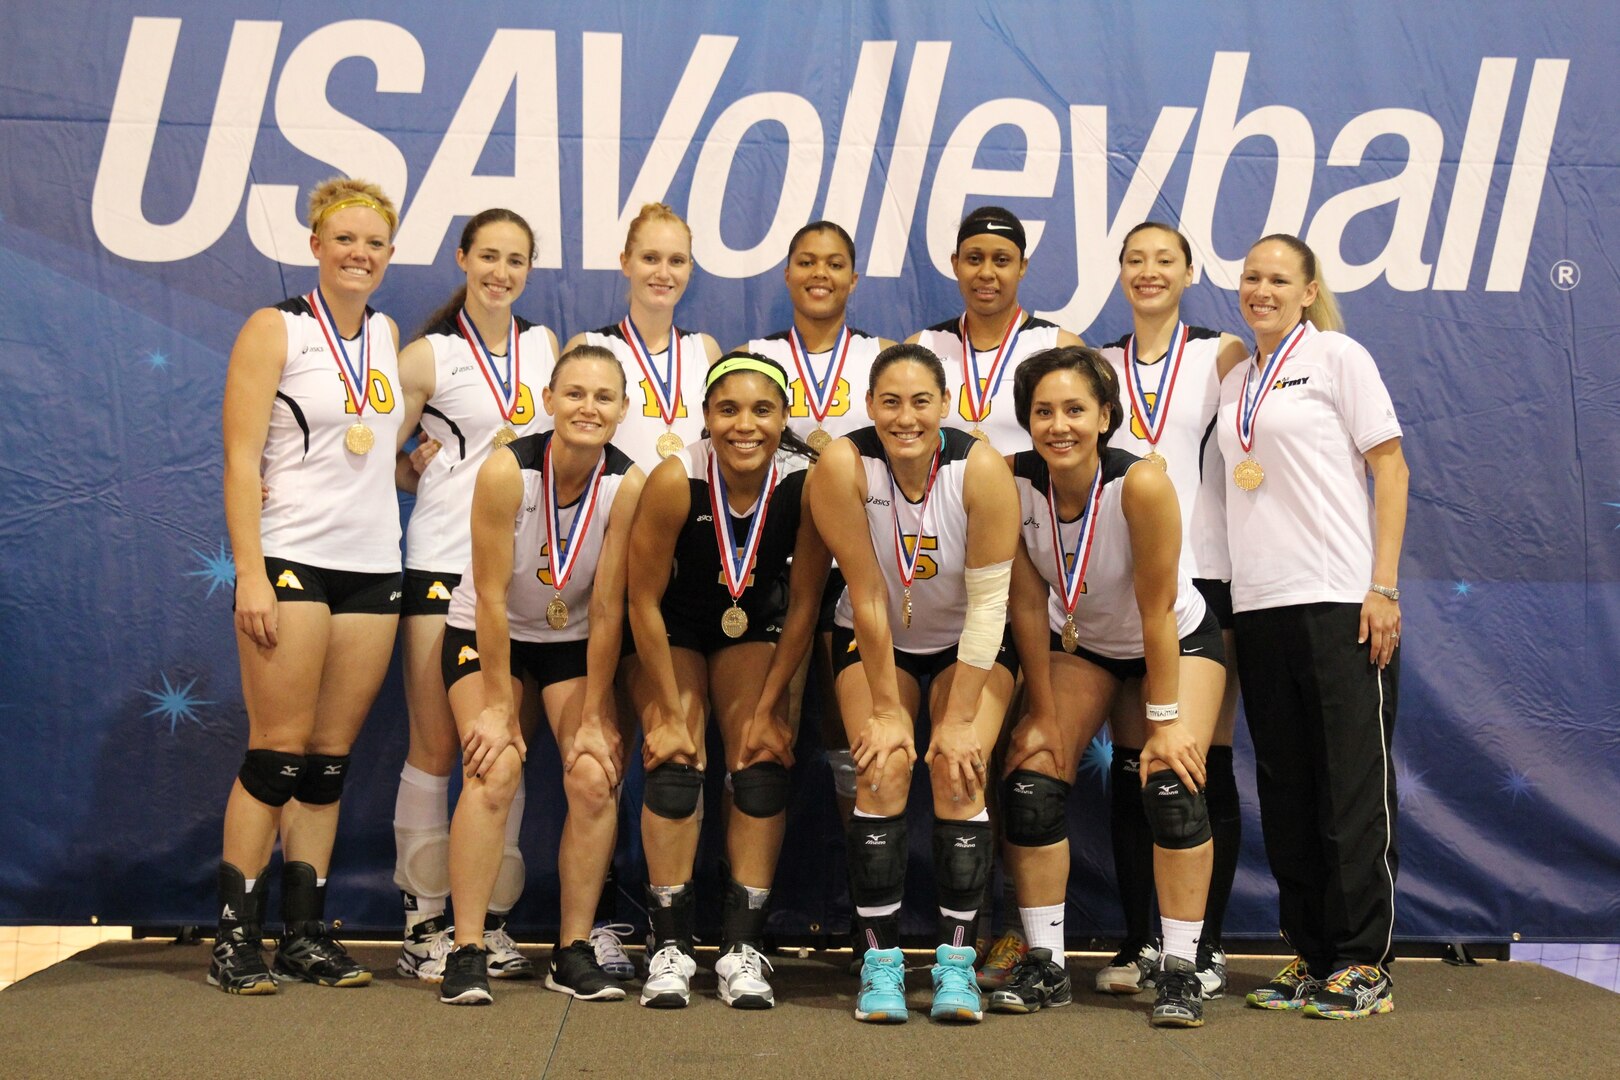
[524,504,536,512]
[1273,375,1311,389]
[865,496,891,507]
[451,364,475,375]
[1157,783,1181,796]
[864,834,886,845]
[1023,516,1038,528]
[390,591,402,601]
[696,514,713,523]
[954,836,977,849]
[1014,782,1034,794]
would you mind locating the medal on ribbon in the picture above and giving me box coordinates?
[888,435,943,630]
[1049,464,1105,653]
[1125,321,1188,471]
[622,318,684,457]
[540,436,609,630]
[1234,322,1308,491]
[787,324,850,453]
[458,309,522,448]
[710,448,779,638]
[959,305,1023,444]
[308,289,373,455]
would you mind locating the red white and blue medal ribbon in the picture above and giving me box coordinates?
[1048,465,1105,621]
[308,289,370,417]
[959,305,1023,426]
[541,436,609,602]
[786,324,850,428]
[887,434,943,627]
[458,309,521,424]
[1125,321,1188,451]
[1236,322,1308,454]
[621,317,682,427]
[709,448,779,607]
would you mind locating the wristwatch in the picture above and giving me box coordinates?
[1368,583,1400,602]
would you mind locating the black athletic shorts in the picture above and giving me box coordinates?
[1049,607,1225,681]
[829,623,1019,683]
[401,569,461,617]
[257,556,400,615]
[441,625,590,692]
[661,599,784,656]
[1192,577,1234,631]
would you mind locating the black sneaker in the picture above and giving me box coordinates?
[988,948,1072,1014]
[1150,954,1205,1028]
[1302,964,1393,1020]
[546,940,626,1001]
[440,944,494,1005]
[1195,941,1228,999]
[271,926,372,987]
[208,930,277,995]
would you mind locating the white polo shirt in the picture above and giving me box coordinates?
[1216,323,1402,613]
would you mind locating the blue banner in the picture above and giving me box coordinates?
[2,1,1615,942]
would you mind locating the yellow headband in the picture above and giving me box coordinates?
[705,355,789,396]
[312,194,397,236]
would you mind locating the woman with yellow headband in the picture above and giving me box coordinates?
[624,352,830,1010]
[214,177,417,994]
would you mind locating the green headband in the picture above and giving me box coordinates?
[705,355,789,396]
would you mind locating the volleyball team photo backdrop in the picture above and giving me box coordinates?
[1,1,1615,943]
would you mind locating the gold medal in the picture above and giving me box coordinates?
[1143,450,1167,471]
[492,425,518,448]
[807,427,831,452]
[546,594,569,631]
[656,431,684,459]
[1062,616,1079,654]
[721,604,748,638]
[344,421,374,455]
[1233,457,1265,491]
[901,586,913,629]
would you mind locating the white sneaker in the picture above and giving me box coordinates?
[397,915,455,982]
[714,943,775,1009]
[640,944,697,1008]
[482,914,537,979]
[1095,939,1160,994]
[591,922,637,980]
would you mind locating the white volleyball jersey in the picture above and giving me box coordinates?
[834,427,977,655]
[583,322,710,474]
[746,327,886,445]
[446,432,636,643]
[259,296,404,572]
[1100,325,1231,580]
[1013,447,1207,659]
[1216,323,1403,613]
[405,315,555,572]
[915,313,1063,454]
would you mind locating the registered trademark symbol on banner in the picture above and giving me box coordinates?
[1551,260,1581,290]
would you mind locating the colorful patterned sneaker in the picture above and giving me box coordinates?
[272,926,372,987]
[1095,939,1160,994]
[989,948,1072,1014]
[1303,964,1394,1020]
[930,945,983,1023]
[590,922,638,980]
[482,913,536,979]
[715,943,776,1009]
[640,943,697,1008]
[1150,954,1205,1028]
[1246,956,1323,1010]
[855,947,909,1023]
[439,944,493,1005]
[545,939,626,1001]
[397,914,455,982]
[977,929,1028,990]
[208,930,277,995]
[1195,942,1228,1000]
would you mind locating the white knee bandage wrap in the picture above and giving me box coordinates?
[957,560,1012,669]
[827,749,858,800]
[392,826,451,901]
[489,846,527,911]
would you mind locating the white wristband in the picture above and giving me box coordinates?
[1145,701,1179,723]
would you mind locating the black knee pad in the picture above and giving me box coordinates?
[1002,769,1071,847]
[1140,769,1212,850]
[295,753,350,806]
[931,819,993,911]
[644,762,703,819]
[238,749,305,807]
[846,814,907,908]
[730,762,790,818]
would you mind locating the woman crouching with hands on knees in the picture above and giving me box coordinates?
[994,346,1225,1028]
[625,352,830,1011]
[434,345,644,1006]
[809,343,1021,1025]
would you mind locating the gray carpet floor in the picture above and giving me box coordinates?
[1,942,1616,1078]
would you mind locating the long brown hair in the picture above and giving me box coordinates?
[416,208,537,338]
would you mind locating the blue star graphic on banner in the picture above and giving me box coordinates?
[1499,767,1534,804]
[1078,732,1112,786]
[1395,760,1429,810]
[187,541,236,597]
[1604,502,1620,529]
[143,673,213,734]
[143,349,169,370]
[1453,580,1473,597]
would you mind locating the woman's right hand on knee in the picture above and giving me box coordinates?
[464,705,525,780]
[641,721,698,772]
[852,709,915,793]
[234,574,278,649]
[1005,714,1066,779]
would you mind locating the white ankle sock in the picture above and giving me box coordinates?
[1161,916,1202,966]
[1021,903,1065,959]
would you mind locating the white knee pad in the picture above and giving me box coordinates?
[489,846,527,912]
[827,749,858,800]
[392,825,451,901]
